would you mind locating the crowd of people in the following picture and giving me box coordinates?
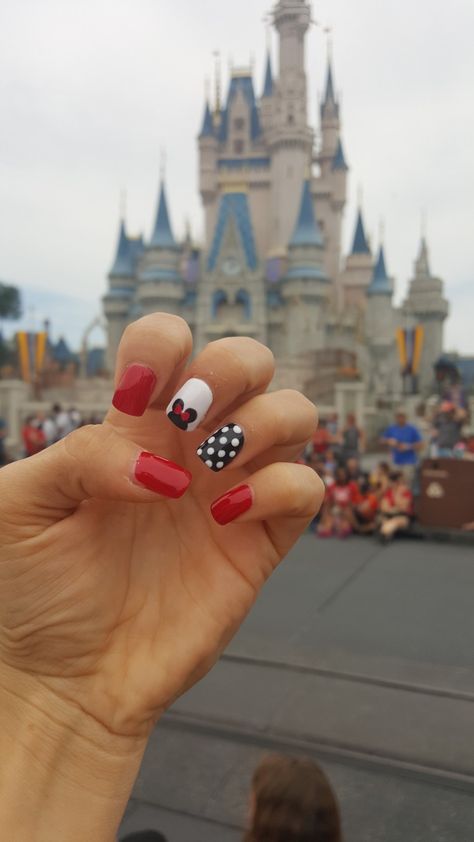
[305,404,473,542]
[20,404,102,457]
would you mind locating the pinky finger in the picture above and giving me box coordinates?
[210,463,325,555]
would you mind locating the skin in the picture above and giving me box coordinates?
[0,315,323,841]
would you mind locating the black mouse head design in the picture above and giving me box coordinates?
[167,398,198,431]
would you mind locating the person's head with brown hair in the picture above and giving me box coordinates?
[245,754,343,842]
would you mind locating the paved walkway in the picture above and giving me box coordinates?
[119,536,474,842]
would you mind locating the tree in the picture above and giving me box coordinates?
[0,283,22,320]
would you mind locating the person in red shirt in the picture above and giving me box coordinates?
[312,419,331,457]
[378,471,414,542]
[318,466,357,538]
[21,415,46,457]
[351,474,379,534]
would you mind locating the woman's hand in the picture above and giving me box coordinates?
[0,315,322,739]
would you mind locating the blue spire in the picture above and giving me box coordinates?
[199,101,214,138]
[262,51,273,97]
[109,220,132,277]
[290,180,324,248]
[367,246,392,296]
[324,58,336,104]
[351,209,370,255]
[331,138,348,171]
[150,181,177,250]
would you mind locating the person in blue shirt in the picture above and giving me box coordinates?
[381,411,423,468]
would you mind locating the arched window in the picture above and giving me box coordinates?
[235,289,252,320]
[211,289,228,319]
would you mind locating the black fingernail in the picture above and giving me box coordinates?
[197,424,244,472]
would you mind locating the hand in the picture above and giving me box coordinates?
[0,316,323,739]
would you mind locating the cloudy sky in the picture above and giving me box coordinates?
[1,0,473,351]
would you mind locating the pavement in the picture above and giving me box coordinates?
[119,536,474,842]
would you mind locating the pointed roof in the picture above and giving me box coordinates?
[331,137,348,171]
[415,236,431,278]
[150,181,178,250]
[109,220,143,278]
[207,192,258,271]
[367,246,392,296]
[324,57,336,105]
[351,209,371,255]
[218,73,261,142]
[262,51,273,97]
[289,180,324,248]
[199,101,214,138]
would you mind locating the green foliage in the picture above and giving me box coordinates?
[0,283,22,320]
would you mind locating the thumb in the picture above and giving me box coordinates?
[0,424,191,522]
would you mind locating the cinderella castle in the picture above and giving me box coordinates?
[104,0,449,416]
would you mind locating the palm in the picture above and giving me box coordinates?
[0,411,278,729]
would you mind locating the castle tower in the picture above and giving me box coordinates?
[195,189,267,351]
[341,207,373,309]
[103,218,143,371]
[281,178,330,355]
[260,49,274,133]
[198,100,218,251]
[269,0,313,254]
[314,54,349,297]
[137,180,184,318]
[402,236,449,393]
[365,246,397,396]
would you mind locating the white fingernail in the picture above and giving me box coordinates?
[167,378,213,433]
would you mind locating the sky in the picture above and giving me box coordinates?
[1,0,473,352]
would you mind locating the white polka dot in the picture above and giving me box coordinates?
[218,450,226,458]
[216,462,224,470]
[205,460,213,468]
[222,426,229,433]
[197,448,203,456]
[230,451,236,458]
[219,436,228,444]
[208,436,215,444]
[231,438,240,447]
[233,425,242,434]
[207,448,215,455]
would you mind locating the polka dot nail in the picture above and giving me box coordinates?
[197,424,244,472]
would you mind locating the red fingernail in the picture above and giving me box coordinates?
[134,452,191,499]
[211,484,253,526]
[113,364,157,417]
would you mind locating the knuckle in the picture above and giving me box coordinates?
[284,466,324,517]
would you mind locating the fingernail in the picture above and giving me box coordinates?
[197,424,244,472]
[113,364,157,417]
[134,452,191,499]
[167,378,213,432]
[211,484,253,525]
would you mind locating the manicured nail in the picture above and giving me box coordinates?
[113,364,157,417]
[134,452,191,499]
[197,424,244,472]
[167,378,213,432]
[211,484,253,525]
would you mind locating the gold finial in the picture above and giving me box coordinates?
[213,50,221,114]
[379,217,385,245]
[324,25,333,59]
[357,183,363,208]
[205,77,211,102]
[119,188,127,221]
[421,208,427,239]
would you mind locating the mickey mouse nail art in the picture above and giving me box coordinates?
[167,378,213,433]
[197,424,244,472]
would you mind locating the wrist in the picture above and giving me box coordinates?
[0,662,148,841]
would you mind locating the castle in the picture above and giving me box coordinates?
[104,0,449,415]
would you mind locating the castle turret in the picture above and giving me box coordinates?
[281,179,330,355]
[340,207,373,309]
[365,246,397,396]
[260,49,274,133]
[198,100,218,250]
[268,0,313,253]
[402,236,449,393]
[314,53,348,299]
[137,180,184,317]
[103,218,143,370]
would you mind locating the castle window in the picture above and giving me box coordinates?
[233,139,244,155]
[236,289,252,321]
[288,112,295,125]
[234,118,245,131]
[211,289,228,319]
